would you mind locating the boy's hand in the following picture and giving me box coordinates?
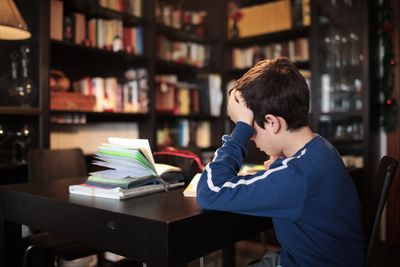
[228,89,254,126]
[263,155,279,169]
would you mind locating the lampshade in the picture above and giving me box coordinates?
[0,0,31,40]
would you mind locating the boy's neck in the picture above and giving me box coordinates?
[282,126,315,157]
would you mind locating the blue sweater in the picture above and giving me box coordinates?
[196,122,366,267]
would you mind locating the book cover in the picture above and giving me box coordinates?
[70,182,184,200]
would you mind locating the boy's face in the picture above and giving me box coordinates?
[251,119,283,157]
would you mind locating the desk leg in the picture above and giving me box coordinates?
[222,244,235,267]
[0,197,23,267]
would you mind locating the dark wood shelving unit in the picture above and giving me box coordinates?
[0,0,375,187]
[51,40,146,63]
[156,113,221,120]
[50,110,149,122]
[62,0,145,26]
[0,107,42,116]
[319,111,364,117]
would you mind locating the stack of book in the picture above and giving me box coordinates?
[69,137,185,199]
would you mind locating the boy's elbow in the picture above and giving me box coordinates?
[196,187,216,210]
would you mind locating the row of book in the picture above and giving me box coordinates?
[156,36,210,68]
[72,69,149,113]
[155,1,207,36]
[155,74,222,117]
[157,120,211,149]
[50,1,143,54]
[98,0,142,17]
[291,0,311,28]
[231,38,309,69]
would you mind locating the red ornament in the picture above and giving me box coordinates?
[386,98,393,105]
[383,20,393,33]
[390,59,396,65]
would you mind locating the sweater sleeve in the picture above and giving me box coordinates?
[196,122,308,220]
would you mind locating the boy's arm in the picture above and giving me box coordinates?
[196,122,307,220]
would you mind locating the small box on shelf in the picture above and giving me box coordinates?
[50,92,96,112]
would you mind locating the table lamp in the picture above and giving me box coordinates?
[0,0,31,40]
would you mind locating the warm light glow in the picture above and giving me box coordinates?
[0,0,31,40]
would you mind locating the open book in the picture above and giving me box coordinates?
[89,137,184,186]
[69,137,185,199]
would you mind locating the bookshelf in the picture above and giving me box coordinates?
[0,0,375,184]
[153,0,226,162]
[310,0,370,172]
[0,1,47,184]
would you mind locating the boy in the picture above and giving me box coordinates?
[196,57,366,267]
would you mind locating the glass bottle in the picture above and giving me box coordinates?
[7,52,20,106]
[9,46,36,107]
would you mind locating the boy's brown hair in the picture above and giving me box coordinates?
[231,56,310,131]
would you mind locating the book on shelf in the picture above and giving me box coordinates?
[69,137,185,199]
[50,0,63,41]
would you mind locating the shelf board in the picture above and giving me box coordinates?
[319,111,364,118]
[227,26,310,47]
[156,24,214,44]
[50,110,150,122]
[63,0,145,26]
[226,61,310,77]
[156,59,217,74]
[156,113,221,120]
[0,106,42,116]
[239,0,279,7]
[330,139,364,144]
[51,40,146,63]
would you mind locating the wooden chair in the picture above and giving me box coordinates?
[365,156,399,266]
[23,148,99,267]
[28,148,87,184]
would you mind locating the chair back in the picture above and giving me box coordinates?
[28,148,87,183]
[366,156,398,264]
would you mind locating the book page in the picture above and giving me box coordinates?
[154,163,182,176]
[107,137,155,166]
[183,173,202,197]
[98,145,156,174]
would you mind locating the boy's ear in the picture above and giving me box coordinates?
[264,114,281,133]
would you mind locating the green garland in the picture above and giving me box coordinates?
[379,0,398,132]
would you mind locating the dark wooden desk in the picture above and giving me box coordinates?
[0,178,272,267]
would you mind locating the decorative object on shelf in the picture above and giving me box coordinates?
[13,123,35,164]
[376,0,398,132]
[0,0,31,40]
[8,46,36,107]
[227,2,242,39]
[50,70,71,91]
[0,123,8,146]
